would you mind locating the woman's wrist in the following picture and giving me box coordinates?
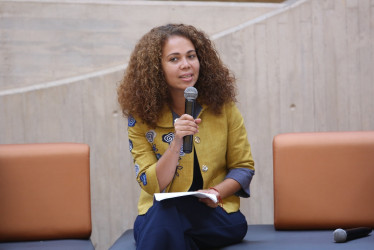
[169,138,182,155]
[209,187,224,210]
[209,187,220,197]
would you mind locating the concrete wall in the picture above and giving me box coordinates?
[213,0,374,225]
[0,0,279,91]
[1,0,374,249]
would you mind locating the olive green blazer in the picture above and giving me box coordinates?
[128,102,255,215]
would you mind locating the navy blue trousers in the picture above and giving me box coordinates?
[134,196,248,250]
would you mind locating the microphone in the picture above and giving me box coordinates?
[333,227,372,243]
[183,86,198,154]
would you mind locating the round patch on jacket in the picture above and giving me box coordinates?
[128,115,136,127]
[146,130,156,143]
[140,172,147,186]
[134,163,139,176]
[129,139,133,152]
[162,132,174,144]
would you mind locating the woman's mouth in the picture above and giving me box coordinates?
[180,74,193,80]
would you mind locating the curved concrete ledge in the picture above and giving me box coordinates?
[0,0,300,96]
[0,64,126,96]
[0,0,282,91]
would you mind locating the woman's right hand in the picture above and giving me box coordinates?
[173,114,201,142]
[156,114,201,191]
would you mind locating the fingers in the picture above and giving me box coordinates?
[197,189,220,208]
[174,114,200,139]
[176,114,197,123]
[198,197,219,208]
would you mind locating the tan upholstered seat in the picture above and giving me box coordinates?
[0,143,92,242]
[273,131,374,230]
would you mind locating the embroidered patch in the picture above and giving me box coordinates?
[152,144,158,152]
[134,163,139,176]
[162,132,174,144]
[146,130,156,143]
[156,153,162,160]
[179,145,185,157]
[174,165,183,177]
[140,172,147,186]
[129,139,133,152]
[128,115,136,127]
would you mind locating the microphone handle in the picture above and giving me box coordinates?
[346,227,372,241]
[183,99,195,153]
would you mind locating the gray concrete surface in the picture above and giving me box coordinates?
[0,0,280,91]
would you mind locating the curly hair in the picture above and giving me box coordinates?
[118,23,237,128]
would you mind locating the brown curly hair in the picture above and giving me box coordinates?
[117,23,237,128]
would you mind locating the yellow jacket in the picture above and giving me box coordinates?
[128,102,255,215]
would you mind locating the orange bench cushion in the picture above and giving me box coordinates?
[273,131,374,230]
[0,143,92,242]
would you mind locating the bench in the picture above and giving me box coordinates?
[110,131,374,249]
[0,143,94,250]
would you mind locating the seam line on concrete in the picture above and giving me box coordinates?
[0,0,283,8]
[211,0,306,40]
[0,64,127,96]
[0,0,303,96]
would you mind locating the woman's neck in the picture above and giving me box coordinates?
[171,101,185,116]
[169,92,185,116]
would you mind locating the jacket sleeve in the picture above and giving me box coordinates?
[225,103,255,195]
[127,115,160,195]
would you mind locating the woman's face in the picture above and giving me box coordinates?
[161,35,200,95]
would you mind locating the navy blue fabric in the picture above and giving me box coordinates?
[0,239,94,250]
[110,225,374,250]
[133,196,247,250]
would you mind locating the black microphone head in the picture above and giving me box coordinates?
[184,87,198,101]
[334,228,347,243]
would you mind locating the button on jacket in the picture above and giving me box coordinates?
[128,101,255,215]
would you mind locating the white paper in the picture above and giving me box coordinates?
[154,191,217,203]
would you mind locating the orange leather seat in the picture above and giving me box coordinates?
[273,131,374,230]
[0,143,92,243]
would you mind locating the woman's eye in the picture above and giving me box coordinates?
[170,57,178,62]
[188,54,196,59]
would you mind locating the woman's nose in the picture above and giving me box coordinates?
[180,57,191,69]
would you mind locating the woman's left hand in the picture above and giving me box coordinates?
[197,188,220,208]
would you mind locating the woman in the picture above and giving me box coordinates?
[118,24,255,249]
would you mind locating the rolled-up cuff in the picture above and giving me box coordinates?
[225,168,255,198]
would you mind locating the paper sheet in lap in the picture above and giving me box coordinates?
[154,192,218,203]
